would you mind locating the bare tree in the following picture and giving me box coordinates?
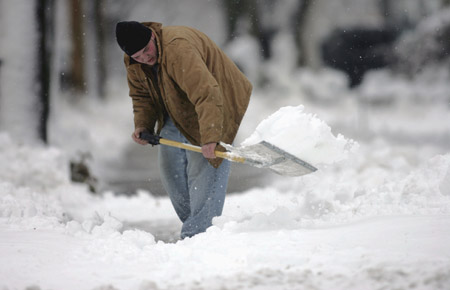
[293,0,313,66]
[70,0,86,94]
[93,0,106,98]
[36,0,55,143]
[223,0,273,59]
[84,0,107,99]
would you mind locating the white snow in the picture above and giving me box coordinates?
[241,105,358,165]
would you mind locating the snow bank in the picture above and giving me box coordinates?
[218,148,450,231]
[0,133,69,191]
[0,132,162,235]
[241,105,358,165]
[0,181,67,229]
[0,133,71,228]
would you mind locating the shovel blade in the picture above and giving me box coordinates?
[222,141,317,177]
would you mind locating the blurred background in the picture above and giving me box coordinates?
[0,0,449,196]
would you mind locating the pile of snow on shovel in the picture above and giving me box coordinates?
[242,105,359,166]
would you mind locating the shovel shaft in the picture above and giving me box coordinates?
[159,139,246,163]
[140,134,317,176]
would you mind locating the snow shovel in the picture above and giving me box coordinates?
[139,132,317,177]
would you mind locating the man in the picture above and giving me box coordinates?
[115,21,252,239]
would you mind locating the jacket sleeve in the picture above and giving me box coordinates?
[126,67,158,132]
[165,39,224,145]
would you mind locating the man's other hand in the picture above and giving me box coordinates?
[132,127,149,145]
[202,143,217,159]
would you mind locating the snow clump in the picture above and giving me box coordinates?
[242,105,358,166]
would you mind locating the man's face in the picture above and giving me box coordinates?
[131,33,157,66]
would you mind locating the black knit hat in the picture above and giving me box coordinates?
[115,21,152,56]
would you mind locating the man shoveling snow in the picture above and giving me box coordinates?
[116,21,252,239]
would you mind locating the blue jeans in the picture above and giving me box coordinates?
[158,118,231,239]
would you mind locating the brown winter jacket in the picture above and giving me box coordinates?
[123,22,252,167]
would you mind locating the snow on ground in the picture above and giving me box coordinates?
[1,65,450,289]
[0,133,449,290]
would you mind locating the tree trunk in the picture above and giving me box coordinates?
[93,0,106,98]
[223,0,271,59]
[70,0,85,94]
[223,0,241,41]
[294,0,313,67]
[36,0,54,143]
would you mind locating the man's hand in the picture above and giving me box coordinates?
[131,127,149,145]
[202,142,217,159]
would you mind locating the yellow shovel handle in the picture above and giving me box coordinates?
[159,138,245,163]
